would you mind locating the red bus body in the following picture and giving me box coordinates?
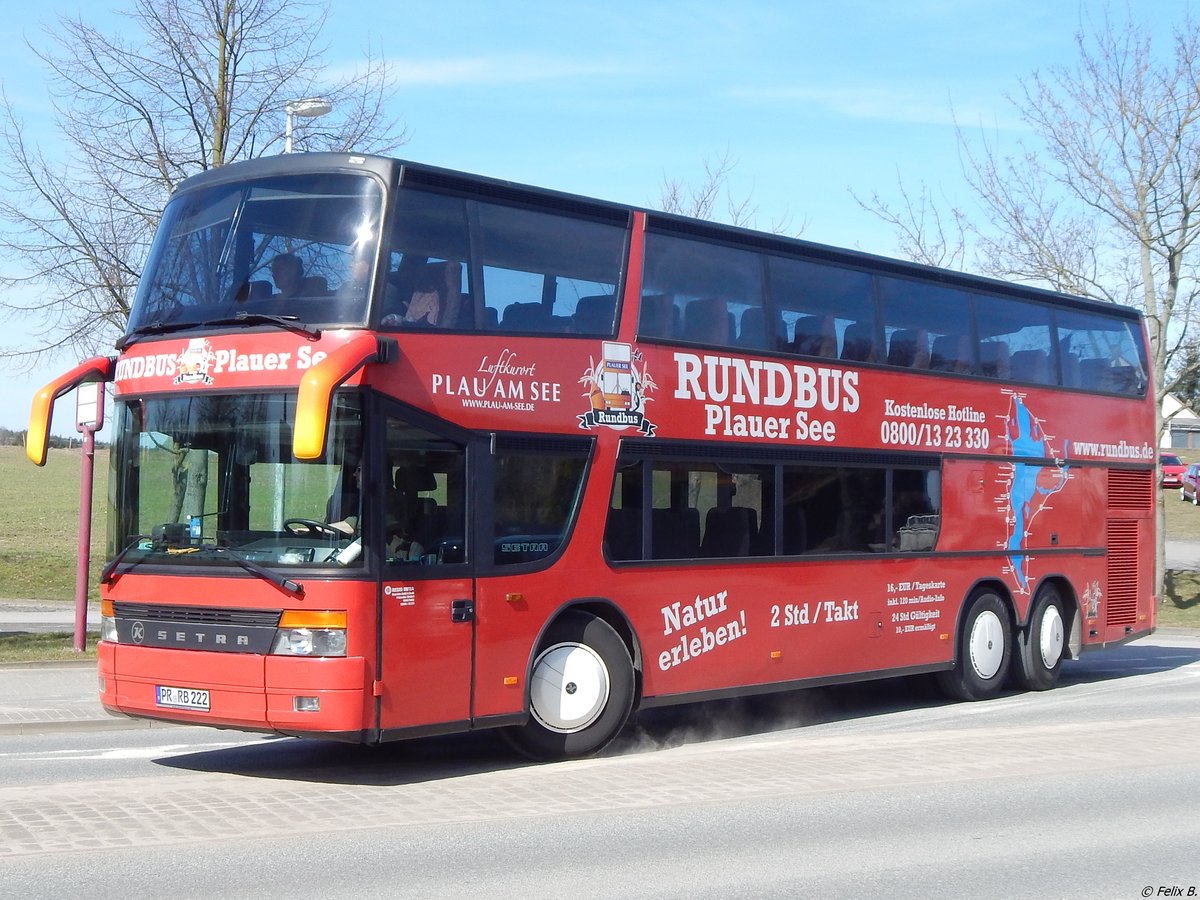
[31,155,1153,757]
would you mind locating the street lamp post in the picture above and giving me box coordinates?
[284,97,333,153]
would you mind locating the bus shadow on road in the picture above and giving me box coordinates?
[154,676,948,786]
[155,640,1200,785]
[1057,638,1200,686]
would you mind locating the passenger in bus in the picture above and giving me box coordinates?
[400,261,462,327]
[387,465,436,562]
[326,460,427,562]
[271,253,306,300]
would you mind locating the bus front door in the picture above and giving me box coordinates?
[375,410,474,736]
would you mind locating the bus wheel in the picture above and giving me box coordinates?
[1011,584,1065,691]
[936,589,1012,701]
[501,611,635,761]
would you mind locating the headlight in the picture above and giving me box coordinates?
[100,599,118,643]
[270,610,348,657]
[270,627,347,657]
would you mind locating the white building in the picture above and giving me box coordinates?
[1163,394,1200,451]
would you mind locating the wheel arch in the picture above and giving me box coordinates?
[952,577,1016,643]
[524,598,644,710]
[1027,574,1081,660]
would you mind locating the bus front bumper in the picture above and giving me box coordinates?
[97,641,374,737]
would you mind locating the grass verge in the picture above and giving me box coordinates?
[1161,569,1200,630]
[0,631,99,663]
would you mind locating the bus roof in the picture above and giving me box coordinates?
[172,152,1143,324]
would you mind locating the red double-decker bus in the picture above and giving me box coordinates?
[29,154,1156,759]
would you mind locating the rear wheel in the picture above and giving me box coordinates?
[1011,584,1066,691]
[937,589,1012,701]
[501,611,635,760]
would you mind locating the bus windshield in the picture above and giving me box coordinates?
[126,173,384,336]
[108,392,365,571]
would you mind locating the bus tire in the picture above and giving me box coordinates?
[501,611,635,761]
[1011,584,1065,691]
[936,589,1012,701]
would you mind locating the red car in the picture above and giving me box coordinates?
[1161,452,1187,488]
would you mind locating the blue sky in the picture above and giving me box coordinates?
[0,0,1193,433]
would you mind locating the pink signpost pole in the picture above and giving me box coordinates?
[73,383,103,653]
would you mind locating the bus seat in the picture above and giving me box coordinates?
[604,506,642,561]
[1010,348,1049,384]
[639,294,679,339]
[840,321,878,363]
[482,306,500,329]
[791,315,836,358]
[782,505,808,555]
[299,275,329,296]
[234,279,273,303]
[931,334,974,373]
[1079,358,1113,391]
[501,301,549,331]
[573,294,616,333]
[683,297,732,345]
[701,506,758,558]
[1060,351,1080,387]
[652,507,701,559]
[391,465,440,549]
[887,328,929,368]
[1110,365,1142,394]
[979,341,1010,378]
[736,306,781,351]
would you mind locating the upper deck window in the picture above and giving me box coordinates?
[638,232,766,348]
[379,188,626,334]
[127,173,384,336]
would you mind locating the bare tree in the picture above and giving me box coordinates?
[857,177,969,271]
[861,13,1200,429]
[659,148,797,234]
[860,12,1200,593]
[0,0,407,366]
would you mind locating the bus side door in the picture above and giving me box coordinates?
[375,408,475,734]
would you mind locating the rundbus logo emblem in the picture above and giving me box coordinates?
[578,342,657,436]
[131,621,146,644]
[174,338,215,385]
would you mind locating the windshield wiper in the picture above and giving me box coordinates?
[100,535,152,585]
[116,312,321,350]
[191,546,305,597]
[116,321,196,350]
[100,539,303,597]
[206,312,322,341]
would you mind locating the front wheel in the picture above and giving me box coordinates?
[1011,584,1066,691]
[501,611,635,760]
[937,589,1012,701]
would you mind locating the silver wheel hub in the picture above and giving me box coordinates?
[529,642,610,734]
[1038,604,1065,669]
[968,609,1005,680]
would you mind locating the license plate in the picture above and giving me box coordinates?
[155,685,210,711]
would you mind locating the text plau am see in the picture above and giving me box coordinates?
[673,352,859,443]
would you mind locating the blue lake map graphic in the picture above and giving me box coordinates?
[1001,394,1072,593]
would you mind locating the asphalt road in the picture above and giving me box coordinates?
[2,633,1198,899]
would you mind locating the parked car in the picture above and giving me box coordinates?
[1181,463,1200,504]
[1161,452,1187,488]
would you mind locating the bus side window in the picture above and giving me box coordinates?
[493,442,590,565]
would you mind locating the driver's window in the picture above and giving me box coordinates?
[383,414,467,566]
